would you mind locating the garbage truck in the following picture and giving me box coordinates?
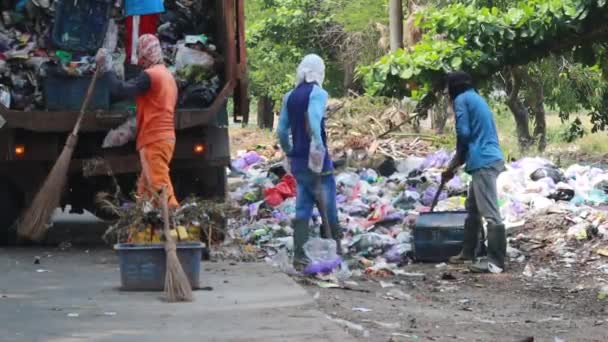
[0,0,248,244]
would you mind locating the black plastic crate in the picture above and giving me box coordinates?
[44,75,110,111]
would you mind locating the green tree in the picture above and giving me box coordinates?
[359,0,608,150]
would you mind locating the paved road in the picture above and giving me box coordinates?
[0,248,356,342]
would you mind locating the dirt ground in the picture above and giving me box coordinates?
[297,262,607,342]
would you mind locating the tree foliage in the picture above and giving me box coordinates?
[359,0,608,114]
[247,0,337,102]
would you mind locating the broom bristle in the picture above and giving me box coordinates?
[164,242,194,302]
[160,187,193,302]
[17,146,74,241]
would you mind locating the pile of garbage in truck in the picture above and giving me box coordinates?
[0,0,221,111]
[222,149,608,282]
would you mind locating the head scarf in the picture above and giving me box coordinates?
[446,71,474,100]
[137,34,163,69]
[295,54,325,87]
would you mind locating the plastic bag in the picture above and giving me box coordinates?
[349,232,396,252]
[102,19,119,53]
[303,238,342,275]
[531,166,564,183]
[308,141,325,174]
[421,184,448,206]
[102,117,136,148]
[0,85,10,108]
[175,44,214,71]
[266,249,297,275]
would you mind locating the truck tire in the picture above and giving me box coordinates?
[0,182,22,245]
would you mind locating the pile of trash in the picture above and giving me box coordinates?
[0,0,220,111]
[224,151,608,281]
[102,196,240,245]
[325,97,434,167]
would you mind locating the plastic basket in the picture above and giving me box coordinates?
[114,242,204,291]
[44,75,110,111]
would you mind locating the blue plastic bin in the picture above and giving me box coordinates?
[413,211,467,262]
[52,0,112,52]
[44,75,110,111]
[114,242,204,291]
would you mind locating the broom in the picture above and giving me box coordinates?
[17,68,102,241]
[160,187,194,302]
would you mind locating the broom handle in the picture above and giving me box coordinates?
[71,68,101,136]
[430,179,446,213]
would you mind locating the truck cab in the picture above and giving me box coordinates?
[0,0,248,244]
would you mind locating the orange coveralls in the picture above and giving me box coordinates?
[135,64,179,208]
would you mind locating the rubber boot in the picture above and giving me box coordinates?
[469,223,506,273]
[449,216,482,264]
[292,219,310,271]
[330,222,343,256]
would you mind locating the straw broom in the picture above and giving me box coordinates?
[160,187,194,302]
[18,68,101,241]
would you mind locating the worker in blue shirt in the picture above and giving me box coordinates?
[276,54,341,269]
[442,71,507,273]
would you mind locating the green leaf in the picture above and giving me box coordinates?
[399,68,414,79]
[450,56,463,69]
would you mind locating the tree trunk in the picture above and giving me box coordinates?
[343,60,356,95]
[431,95,449,134]
[257,96,274,130]
[504,68,533,152]
[389,0,404,51]
[525,81,547,152]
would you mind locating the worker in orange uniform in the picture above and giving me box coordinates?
[96,34,179,207]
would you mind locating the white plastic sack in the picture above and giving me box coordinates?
[308,141,325,174]
[0,85,10,108]
[103,19,119,53]
[175,44,214,71]
[102,117,137,148]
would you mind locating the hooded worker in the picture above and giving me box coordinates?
[442,71,506,273]
[96,34,179,208]
[277,54,341,269]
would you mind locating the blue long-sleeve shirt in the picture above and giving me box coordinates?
[453,89,503,173]
[277,82,332,174]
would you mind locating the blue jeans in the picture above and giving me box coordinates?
[294,171,338,225]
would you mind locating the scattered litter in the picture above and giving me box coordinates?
[326,315,368,334]
[67,313,79,318]
[352,307,373,312]
[34,256,40,265]
[103,312,117,316]
[365,320,401,329]
[598,286,608,300]
[435,263,448,269]
[379,280,395,288]
[36,269,50,273]
[385,289,412,301]
[313,292,320,300]
[441,272,457,281]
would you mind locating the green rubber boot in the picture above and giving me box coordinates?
[292,219,310,271]
[469,223,506,273]
[449,216,482,264]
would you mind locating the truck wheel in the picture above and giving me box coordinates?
[0,183,22,245]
